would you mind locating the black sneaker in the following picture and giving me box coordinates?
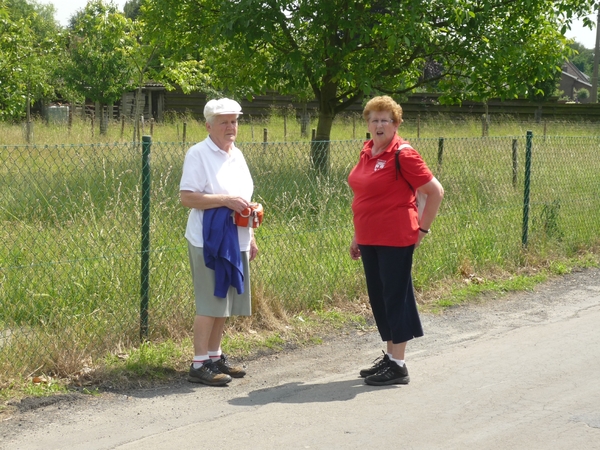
[188,360,232,386]
[364,360,410,386]
[359,351,390,378]
[214,353,246,378]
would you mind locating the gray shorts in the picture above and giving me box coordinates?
[187,242,252,317]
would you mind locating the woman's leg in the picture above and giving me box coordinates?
[208,317,227,352]
[387,340,407,361]
[358,245,392,341]
[377,246,422,344]
[193,315,216,356]
[193,315,227,355]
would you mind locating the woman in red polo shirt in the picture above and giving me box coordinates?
[348,95,444,386]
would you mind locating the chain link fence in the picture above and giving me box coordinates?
[1,133,599,380]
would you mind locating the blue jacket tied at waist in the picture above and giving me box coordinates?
[203,207,244,298]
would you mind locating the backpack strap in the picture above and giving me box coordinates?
[395,143,415,193]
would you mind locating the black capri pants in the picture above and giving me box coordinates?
[358,244,423,344]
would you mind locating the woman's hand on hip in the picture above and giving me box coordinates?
[350,237,361,260]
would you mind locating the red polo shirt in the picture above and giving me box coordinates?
[348,134,433,247]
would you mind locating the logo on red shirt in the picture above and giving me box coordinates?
[374,159,387,171]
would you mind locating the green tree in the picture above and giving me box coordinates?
[8,0,59,36]
[528,69,563,100]
[64,0,136,134]
[526,66,563,121]
[570,41,594,75]
[123,0,142,20]
[0,0,62,123]
[122,7,217,141]
[137,0,222,95]
[143,0,595,172]
[0,3,29,120]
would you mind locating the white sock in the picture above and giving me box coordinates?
[192,355,209,369]
[208,350,222,361]
[390,357,405,367]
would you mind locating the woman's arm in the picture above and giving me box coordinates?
[180,190,249,213]
[415,177,444,246]
[249,230,259,261]
[349,234,361,260]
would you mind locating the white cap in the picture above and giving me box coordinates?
[203,98,243,120]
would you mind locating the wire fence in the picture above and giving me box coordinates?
[5,115,600,147]
[1,133,599,380]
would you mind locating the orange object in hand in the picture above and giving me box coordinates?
[233,202,264,228]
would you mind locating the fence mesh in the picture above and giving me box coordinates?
[1,134,599,380]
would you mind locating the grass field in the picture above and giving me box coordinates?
[3,111,600,146]
[1,114,600,400]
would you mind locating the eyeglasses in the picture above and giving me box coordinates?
[370,119,393,126]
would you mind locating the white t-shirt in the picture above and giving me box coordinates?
[180,136,254,250]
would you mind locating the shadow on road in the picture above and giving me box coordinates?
[229,377,401,406]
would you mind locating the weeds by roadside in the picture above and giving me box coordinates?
[2,249,597,415]
[2,112,600,410]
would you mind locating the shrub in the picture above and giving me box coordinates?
[576,88,590,101]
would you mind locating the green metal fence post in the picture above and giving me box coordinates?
[140,135,152,340]
[522,131,532,247]
[512,139,518,188]
[437,137,444,169]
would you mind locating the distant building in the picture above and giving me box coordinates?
[121,83,166,121]
[560,60,593,102]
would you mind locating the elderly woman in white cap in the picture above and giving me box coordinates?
[180,98,258,386]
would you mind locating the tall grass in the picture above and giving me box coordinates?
[3,111,600,147]
[1,116,600,383]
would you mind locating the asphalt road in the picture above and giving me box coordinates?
[2,268,600,450]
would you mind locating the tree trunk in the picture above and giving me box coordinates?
[133,86,143,143]
[95,102,101,135]
[26,92,33,143]
[300,102,309,137]
[534,104,543,123]
[310,112,334,174]
[100,104,108,135]
[310,79,337,174]
[68,102,73,133]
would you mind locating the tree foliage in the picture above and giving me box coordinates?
[1,0,597,145]
[143,0,595,144]
[527,68,563,102]
[0,0,62,120]
[123,0,142,20]
[64,0,137,106]
[136,0,221,96]
[570,40,594,75]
